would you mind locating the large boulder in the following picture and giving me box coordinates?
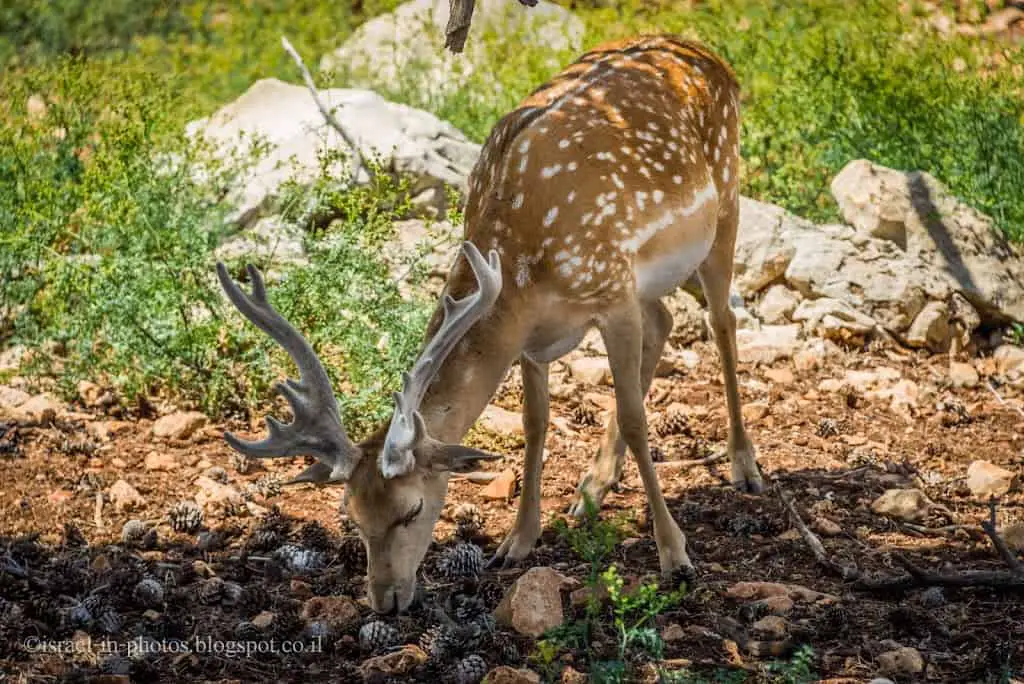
[831,159,1024,325]
[185,79,481,227]
[320,0,583,100]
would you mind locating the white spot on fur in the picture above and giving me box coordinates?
[544,206,559,227]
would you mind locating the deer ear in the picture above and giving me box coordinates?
[429,444,504,473]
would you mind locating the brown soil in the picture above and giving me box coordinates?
[1,341,1022,683]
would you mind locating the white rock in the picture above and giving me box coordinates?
[478,404,524,436]
[185,79,481,226]
[152,411,207,440]
[966,460,1016,498]
[568,357,612,386]
[108,480,145,510]
[831,159,1024,324]
[215,216,308,268]
[0,386,31,411]
[792,297,878,341]
[905,300,950,351]
[320,0,583,102]
[664,289,707,345]
[871,488,935,522]
[948,361,979,388]
[994,345,1024,376]
[735,325,801,364]
[756,284,801,324]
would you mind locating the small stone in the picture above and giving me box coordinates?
[108,480,145,511]
[359,645,428,678]
[677,349,701,369]
[152,411,207,440]
[966,460,1016,498]
[755,595,794,616]
[763,367,795,385]
[905,301,950,351]
[870,488,934,523]
[144,451,179,471]
[949,361,979,388]
[756,284,801,324]
[1002,522,1024,551]
[813,517,843,536]
[568,357,612,386]
[494,567,572,637]
[87,421,132,441]
[481,469,518,501]
[251,611,276,629]
[751,615,788,639]
[0,386,30,410]
[483,666,541,684]
[741,402,770,423]
[993,345,1024,376]
[13,394,63,424]
[736,324,801,364]
[478,404,524,435]
[48,489,73,504]
[661,623,686,642]
[300,596,361,633]
[876,646,925,677]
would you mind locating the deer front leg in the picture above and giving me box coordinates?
[569,299,673,517]
[595,301,692,575]
[698,236,764,494]
[489,355,548,568]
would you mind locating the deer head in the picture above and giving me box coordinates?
[215,240,504,613]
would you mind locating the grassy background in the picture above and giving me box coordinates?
[1,0,1022,426]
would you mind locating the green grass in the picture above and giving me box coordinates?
[1,0,1022,424]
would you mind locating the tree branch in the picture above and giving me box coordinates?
[981,499,1023,574]
[444,0,538,53]
[280,35,370,183]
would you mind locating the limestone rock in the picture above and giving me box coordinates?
[381,218,460,297]
[320,0,583,102]
[994,344,1024,377]
[108,480,145,511]
[185,79,481,226]
[144,451,180,472]
[905,300,950,351]
[664,289,707,345]
[875,646,925,677]
[831,159,1024,324]
[965,460,1016,498]
[751,615,788,639]
[483,667,541,684]
[214,216,308,269]
[494,567,572,637]
[792,297,878,341]
[568,356,612,386]
[360,645,428,678]
[949,361,979,388]
[735,324,801,364]
[0,386,30,411]
[12,394,64,425]
[478,404,524,436]
[870,488,935,522]
[152,411,207,440]
[756,284,802,324]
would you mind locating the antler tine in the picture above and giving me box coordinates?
[379,241,502,478]
[215,262,359,482]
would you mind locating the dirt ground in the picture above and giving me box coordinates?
[1,338,1022,683]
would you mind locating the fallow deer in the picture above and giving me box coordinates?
[214,34,763,614]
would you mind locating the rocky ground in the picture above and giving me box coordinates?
[1,333,1023,683]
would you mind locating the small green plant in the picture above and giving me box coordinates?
[601,564,686,662]
[764,644,818,684]
[1008,323,1024,346]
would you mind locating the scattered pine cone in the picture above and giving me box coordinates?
[451,594,487,623]
[570,403,599,427]
[230,452,254,475]
[437,543,484,582]
[167,501,204,534]
[96,606,123,635]
[359,620,400,652]
[476,580,505,609]
[234,620,261,640]
[62,522,87,548]
[816,417,840,438]
[338,535,366,571]
[132,578,164,608]
[248,529,284,552]
[239,585,270,616]
[245,475,283,501]
[197,578,225,605]
[419,624,458,661]
[652,408,690,437]
[454,654,489,684]
[453,503,484,539]
[491,632,520,664]
[204,466,229,483]
[273,544,325,573]
[298,521,331,551]
[121,520,152,548]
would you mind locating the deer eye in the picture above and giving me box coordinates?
[401,499,424,527]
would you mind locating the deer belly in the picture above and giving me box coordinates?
[634,236,714,300]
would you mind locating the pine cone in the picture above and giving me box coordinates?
[454,654,489,684]
[453,503,484,539]
[816,417,840,438]
[239,585,270,616]
[419,624,458,661]
[491,632,520,664]
[63,523,87,548]
[273,544,325,573]
[100,655,132,675]
[204,466,229,483]
[234,620,261,640]
[221,581,244,606]
[451,594,487,623]
[197,578,224,605]
[652,408,690,437]
[338,535,366,571]
[476,580,506,609]
[167,501,204,534]
[437,543,484,582]
[96,606,123,635]
[230,451,254,475]
[245,475,283,501]
[248,529,284,552]
[299,521,331,551]
[570,403,599,427]
[121,520,150,547]
[358,620,400,652]
[132,578,164,608]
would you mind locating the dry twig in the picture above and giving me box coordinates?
[280,35,369,183]
[981,499,1022,574]
[444,0,538,53]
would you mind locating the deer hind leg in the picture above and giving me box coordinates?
[569,299,673,517]
[588,299,691,574]
[697,213,764,494]
[489,355,548,568]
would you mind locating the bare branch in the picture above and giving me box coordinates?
[444,0,476,53]
[280,35,370,183]
[778,487,863,582]
[981,499,1023,574]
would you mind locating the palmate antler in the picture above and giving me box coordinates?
[379,241,502,478]
[216,262,360,484]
